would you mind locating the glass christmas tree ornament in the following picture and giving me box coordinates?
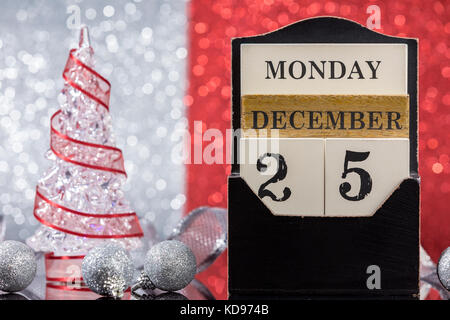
[27,26,143,257]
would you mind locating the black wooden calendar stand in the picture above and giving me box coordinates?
[228,17,419,300]
[228,175,419,299]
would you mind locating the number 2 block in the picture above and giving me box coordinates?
[325,138,410,217]
[240,138,325,216]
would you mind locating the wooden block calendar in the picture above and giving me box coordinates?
[228,17,419,299]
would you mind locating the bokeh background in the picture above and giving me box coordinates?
[0,0,188,245]
[0,0,448,300]
[186,0,450,300]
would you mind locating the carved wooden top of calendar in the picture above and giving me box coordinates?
[232,17,418,218]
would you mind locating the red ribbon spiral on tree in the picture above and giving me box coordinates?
[33,49,143,240]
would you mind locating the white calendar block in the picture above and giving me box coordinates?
[240,138,324,216]
[325,138,410,217]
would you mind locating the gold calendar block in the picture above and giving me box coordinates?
[241,95,409,138]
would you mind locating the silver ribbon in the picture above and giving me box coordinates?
[131,206,227,300]
[168,206,227,273]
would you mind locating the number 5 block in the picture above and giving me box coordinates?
[325,138,410,217]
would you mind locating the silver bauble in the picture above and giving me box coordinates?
[0,240,37,292]
[144,240,196,292]
[437,246,450,290]
[154,292,188,300]
[0,293,29,300]
[82,243,134,298]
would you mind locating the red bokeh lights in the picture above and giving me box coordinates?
[186,0,450,300]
